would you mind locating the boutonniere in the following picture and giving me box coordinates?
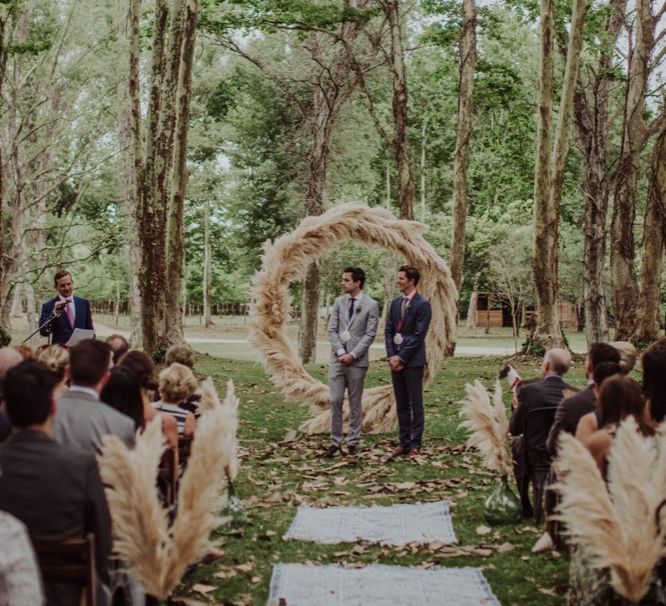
[356,304,363,314]
[405,303,412,313]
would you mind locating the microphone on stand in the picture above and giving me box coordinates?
[53,298,71,317]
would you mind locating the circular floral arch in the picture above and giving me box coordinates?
[248,204,458,434]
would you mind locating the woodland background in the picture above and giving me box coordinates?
[2,0,666,358]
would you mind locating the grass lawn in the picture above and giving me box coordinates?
[170,352,585,606]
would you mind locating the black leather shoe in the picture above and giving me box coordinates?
[348,445,358,455]
[323,445,341,458]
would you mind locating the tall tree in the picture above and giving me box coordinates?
[610,0,662,339]
[571,0,625,345]
[531,0,587,349]
[634,123,666,342]
[128,0,199,354]
[449,0,477,295]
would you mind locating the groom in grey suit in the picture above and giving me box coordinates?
[324,267,379,457]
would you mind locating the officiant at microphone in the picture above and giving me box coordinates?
[38,270,94,345]
[385,265,432,458]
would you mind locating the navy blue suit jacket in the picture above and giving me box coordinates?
[385,292,432,367]
[39,295,94,344]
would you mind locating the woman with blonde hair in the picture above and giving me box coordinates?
[36,345,69,399]
[154,363,197,437]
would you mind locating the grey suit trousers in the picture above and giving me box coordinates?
[329,363,367,447]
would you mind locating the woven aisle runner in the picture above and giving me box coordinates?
[267,563,500,606]
[283,500,457,545]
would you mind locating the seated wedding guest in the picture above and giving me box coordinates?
[36,345,70,400]
[0,509,44,606]
[568,375,657,605]
[100,366,145,432]
[104,334,129,366]
[574,361,622,445]
[585,374,653,476]
[165,344,195,369]
[118,349,159,398]
[53,339,135,454]
[608,340,638,374]
[163,344,200,414]
[641,337,666,424]
[0,347,22,443]
[546,342,621,456]
[154,363,197,437]
[510,349,575,517]
[0,361,112,606]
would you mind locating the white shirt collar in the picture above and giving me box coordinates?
[67,385,99,400]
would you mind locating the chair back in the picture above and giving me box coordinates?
[32,533,97,606]
[158,446,178,506]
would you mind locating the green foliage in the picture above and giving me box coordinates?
[0,326,11,347]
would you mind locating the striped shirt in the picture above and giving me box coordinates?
[153,402,189,435]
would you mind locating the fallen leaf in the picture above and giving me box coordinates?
[475,525,491,536]
[192,583,216,595]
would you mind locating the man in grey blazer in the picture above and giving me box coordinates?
[54,339,135,454]
[325,267,379,457]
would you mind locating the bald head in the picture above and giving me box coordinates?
[0,347,22,380]
[543,348,571,377]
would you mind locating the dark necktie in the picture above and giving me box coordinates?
[348,297,356,320]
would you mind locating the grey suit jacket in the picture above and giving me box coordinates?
[54,389,135,455]
[328,292,379,368]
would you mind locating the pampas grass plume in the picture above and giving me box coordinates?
[555,419,666,602]
[459,380,512,476]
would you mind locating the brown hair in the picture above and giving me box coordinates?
[159,363,197,403]
[68,339,111,387]
[598,374,652,435]
[165,344,194,369]
[53,269,72,286]
[641,338,666,423]
[398,265,421,286]
[119,350,158,391]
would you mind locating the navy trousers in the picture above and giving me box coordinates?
[391,366,425,449]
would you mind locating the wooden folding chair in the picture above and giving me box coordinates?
[33,533,97,606]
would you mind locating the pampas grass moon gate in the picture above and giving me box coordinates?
[248,203,458,434]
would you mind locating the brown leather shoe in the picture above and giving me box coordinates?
[408,448,422,457]
[389,445,408,458]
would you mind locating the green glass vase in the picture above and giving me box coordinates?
[483,475,522,525]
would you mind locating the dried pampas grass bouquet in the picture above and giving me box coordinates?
[98,378,239,599]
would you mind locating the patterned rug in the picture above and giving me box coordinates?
[283,500,457,545]
[267,563,500,606]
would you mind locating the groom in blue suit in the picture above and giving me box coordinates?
[39,270,94,345]
[385,265,432,457]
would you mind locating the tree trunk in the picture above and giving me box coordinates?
[449,0,477,296]
[297,19,366,363]
[165,0,198,345]
[383,0,415,220]
[572,0,624,345]
[531,0,562,350]
[203,196,213,327]
[420,118,427,219]
[610,0,656,339]
[634,125,666,342]
[465,289,478,328]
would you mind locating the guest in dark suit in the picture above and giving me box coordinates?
[546,342,621,456]
[385,265,432,457]
[39,270,94,345]
[0,360,112,606]
[510,348,577,552]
